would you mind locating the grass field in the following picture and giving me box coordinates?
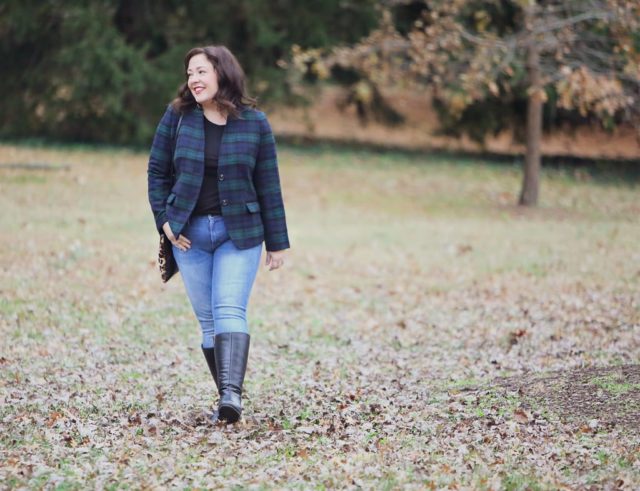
[1,141,639,489]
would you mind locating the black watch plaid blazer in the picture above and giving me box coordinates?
[147,103,290,252]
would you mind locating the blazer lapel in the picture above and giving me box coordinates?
[174,106,205,180]
[219,113,241,169]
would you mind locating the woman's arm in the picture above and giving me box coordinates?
[147,104,178,234]
[253,113,291,252]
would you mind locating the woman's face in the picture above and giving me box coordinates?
[187,53,219,106]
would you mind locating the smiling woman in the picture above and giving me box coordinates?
[146,45,291,425]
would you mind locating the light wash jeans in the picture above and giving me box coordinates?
[171,214,262,348]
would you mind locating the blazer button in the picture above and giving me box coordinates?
[221,199,229,206]
[218,173,224,181]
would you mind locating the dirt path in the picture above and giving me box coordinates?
[492,364,640,433]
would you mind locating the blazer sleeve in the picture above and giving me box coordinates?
[253,114,291,252]
[147,104,178,235]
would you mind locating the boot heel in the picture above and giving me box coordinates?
[219,404,241,422]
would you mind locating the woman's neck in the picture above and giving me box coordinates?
[201,102,227,125]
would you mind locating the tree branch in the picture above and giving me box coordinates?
[532,9,615,35]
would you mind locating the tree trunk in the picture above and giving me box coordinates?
[519,5,543,207]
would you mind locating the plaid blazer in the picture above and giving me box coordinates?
[147,103,290,252]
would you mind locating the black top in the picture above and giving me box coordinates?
[192,115,225,216]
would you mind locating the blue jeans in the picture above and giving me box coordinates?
[171,214,262,349]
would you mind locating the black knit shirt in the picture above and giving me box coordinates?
[192,115,225,216]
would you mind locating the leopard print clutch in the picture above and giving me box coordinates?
[158,233,178,282]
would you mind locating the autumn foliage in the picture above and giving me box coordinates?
[290,0,640,205]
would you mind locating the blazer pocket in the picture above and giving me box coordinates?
[246,201,260,213]
[167,192,176,205]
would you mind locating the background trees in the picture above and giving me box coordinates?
[2,0,638,208]
[292,0,640,205]
[0,0,379,145]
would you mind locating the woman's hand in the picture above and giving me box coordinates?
[163,221,191,251]
[265,250,286,271]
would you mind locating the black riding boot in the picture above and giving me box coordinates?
[201,344,221,422]
[201,345,219,394]
[214,332,250,424]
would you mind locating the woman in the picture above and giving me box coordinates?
[147,45,290,424]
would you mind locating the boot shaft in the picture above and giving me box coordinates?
[214,332,251,395]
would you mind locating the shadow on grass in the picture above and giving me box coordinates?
[2,135,639,185]
[278,134,640,186]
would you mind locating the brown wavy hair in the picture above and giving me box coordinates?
[170,45,257,119]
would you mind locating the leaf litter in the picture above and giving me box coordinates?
[0,143,639,489]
